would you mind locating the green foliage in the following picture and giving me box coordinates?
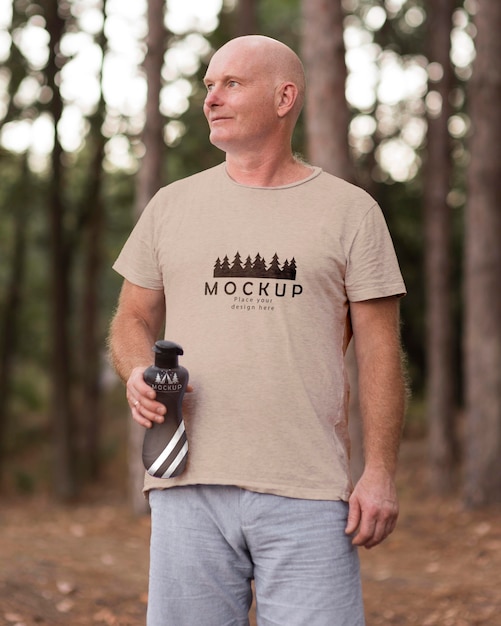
[372,0,427,56]
[0,154,49,365]
[258,0,301,46]
[13,470,36,493]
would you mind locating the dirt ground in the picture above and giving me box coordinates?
[1,440,500,626]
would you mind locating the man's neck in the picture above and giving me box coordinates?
[225,152,312,188]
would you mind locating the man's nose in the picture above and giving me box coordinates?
[204,88,220,107]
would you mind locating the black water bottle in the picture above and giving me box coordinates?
[142,340,189,478]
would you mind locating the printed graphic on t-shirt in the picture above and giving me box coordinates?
[214,252,297,280]
[205,251,303,312]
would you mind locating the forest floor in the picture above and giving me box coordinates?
[1,439,501,626]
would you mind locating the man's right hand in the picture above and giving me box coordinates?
[126,366,166,429]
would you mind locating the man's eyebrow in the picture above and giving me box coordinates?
[203,74,245,85]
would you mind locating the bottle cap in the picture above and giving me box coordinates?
[153,340,184,368]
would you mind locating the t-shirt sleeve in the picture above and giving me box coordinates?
[345,203,406,302]
[112,194,164,291]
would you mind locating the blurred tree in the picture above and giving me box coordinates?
[257,0,300,49]
[128,0,169,515]
[423,0,459,493]
[0,156,29,486]
[0,0,126,496]
[463,0,501,507]
[39,0,113,498]
[235,0,258,36]
[301,0,355,181]
[79,0,109,482]
[135,0,168,219]
[0,4,30,485]
[42,0,78,500]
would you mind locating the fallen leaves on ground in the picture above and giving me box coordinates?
[1,441,500,625]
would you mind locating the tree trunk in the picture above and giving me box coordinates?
[135,0,167,219]
[43,0,77,500]
[235,0,258,36]
[129,0,168,515]
[301,0,355,182]
[463,0,501,507]
[81,172,104,481]
[300,0,363,481]
[0,158,28,487]
[80,6,108,480]
[424,0,458,494]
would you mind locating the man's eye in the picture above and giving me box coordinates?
[228,81,238,87]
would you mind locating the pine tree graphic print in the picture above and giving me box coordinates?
[213,252,297,280]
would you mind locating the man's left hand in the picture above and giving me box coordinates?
[345,468,399,549]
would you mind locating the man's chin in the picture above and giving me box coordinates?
[208,133,230,152]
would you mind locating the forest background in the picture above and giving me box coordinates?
[1,0,500,513]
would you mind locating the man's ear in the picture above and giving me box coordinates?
[276,82,298,118]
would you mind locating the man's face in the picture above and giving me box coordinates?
[203,43,278,153]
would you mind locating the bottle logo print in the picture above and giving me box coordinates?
[153,371,182,392]
[155,371,179,385]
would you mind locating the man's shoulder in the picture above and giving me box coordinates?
[311,170,377,216]
[316,170,374,200]
[139,164,224,217]
[161,163,224,194]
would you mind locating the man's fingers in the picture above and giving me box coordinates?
[350,513,377,547]
[352,508,398,549]
[346,488,399,549]
[345,496,361,535]
[127,388,165,428]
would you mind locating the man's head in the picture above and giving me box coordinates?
[203,36,305,155]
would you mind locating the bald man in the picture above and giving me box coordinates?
[109,35,406,626]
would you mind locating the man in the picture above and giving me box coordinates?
[109,35,406,626]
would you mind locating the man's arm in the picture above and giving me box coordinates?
[345,295,407,549]
[108,279,167,429]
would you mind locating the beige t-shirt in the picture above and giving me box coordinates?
[113,164,406,500]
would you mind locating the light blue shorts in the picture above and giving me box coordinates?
[147,485,365,626]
